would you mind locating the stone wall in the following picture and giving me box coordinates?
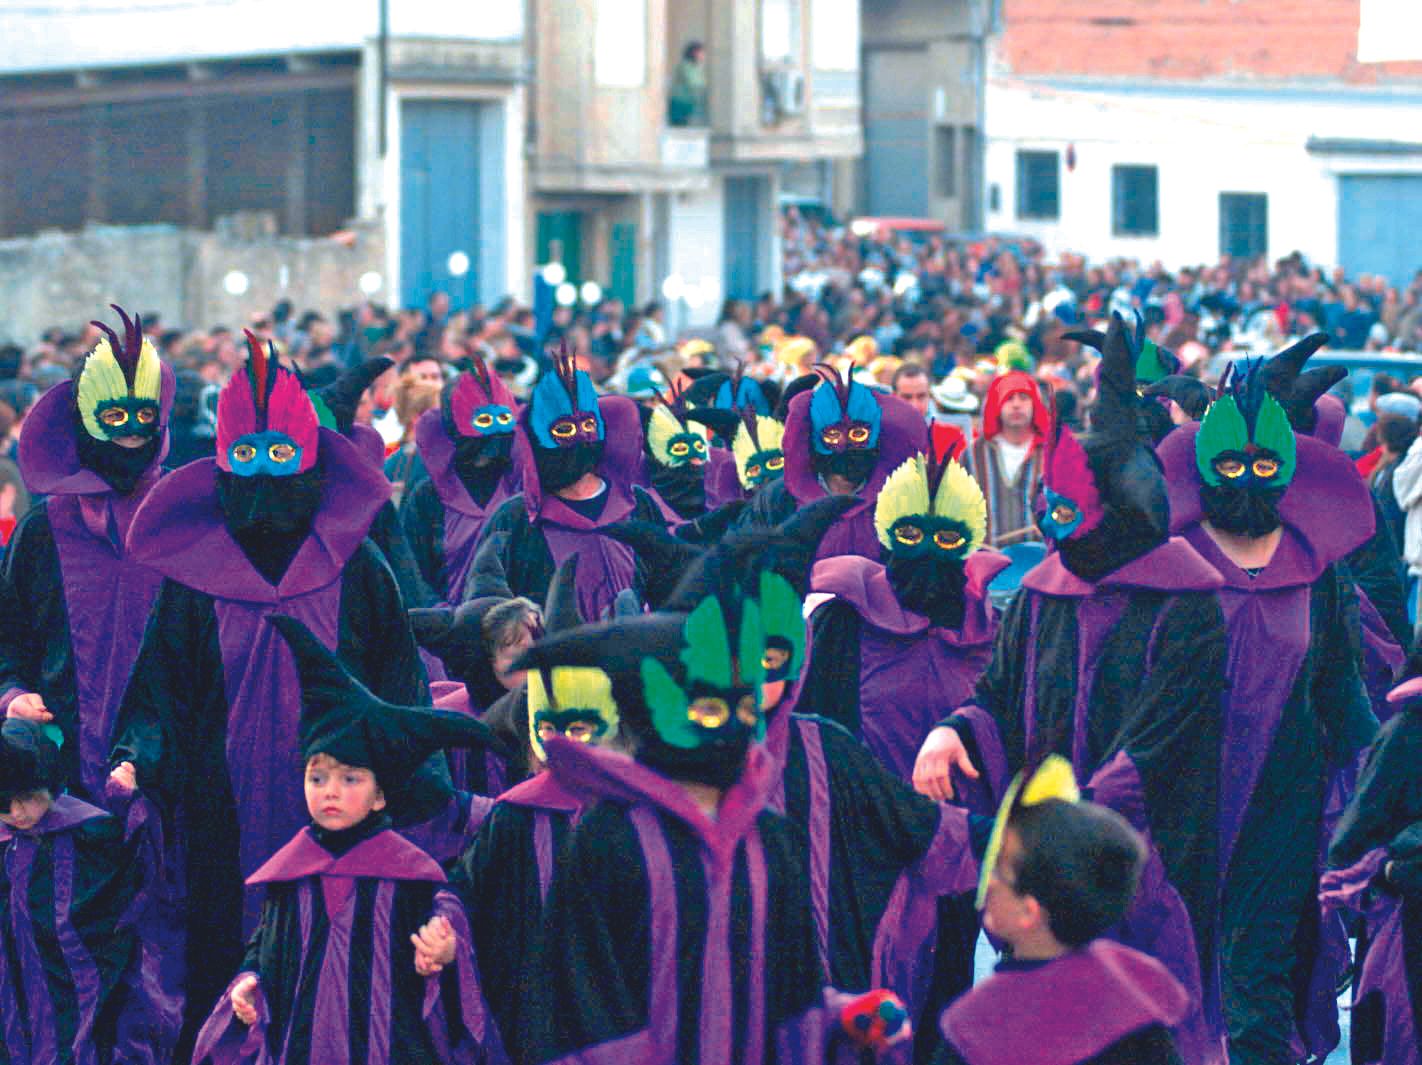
[0,215,384,345]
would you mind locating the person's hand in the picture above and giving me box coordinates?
[839,989,911,1053]
[7,692,51,722]
[912,725,977,802]
[231,974,260,1026]
[109,762,137,793]
[411,915,456,976]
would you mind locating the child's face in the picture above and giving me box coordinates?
[0,789,53,832]
[304,756,385,831]
[980,828,1037,945]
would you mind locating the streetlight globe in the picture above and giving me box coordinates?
[555,282,578,307]
[580,281,603,305]
[447,251,471,278]
[358,271,383,296]
[661,274,685,301]
[223,270,250,297]
[541,262,568,287]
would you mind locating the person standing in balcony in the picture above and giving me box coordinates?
[668,41,708,127]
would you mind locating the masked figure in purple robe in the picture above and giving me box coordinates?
[467,350,677,621]
[401,361,522,606]
[514,589,914,1065]
[801,453,1007,781]
[1153,336,1377,1065]
[735,365,928,562]
[1323,653,1422,1065]
[191,616,498,1065]
[0,307,174,806]
[682,366,777,509]
[914,314,1228,1064]
[0,718,176,1065]
[109,333,430,1049]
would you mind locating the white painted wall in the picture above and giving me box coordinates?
[0,0,522,74]
[983,75,1422,269]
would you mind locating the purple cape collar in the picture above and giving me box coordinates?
[810,550,1008,642]
[782,390,929,511]
[415,408,518,518]
[347,423,387,468]
[498,768,584,813]
[1021,536,1224,596]
[246,825,446,885]
[940,940,1188,1065]
[1158,423,1374,579]
[19,367,176,496]
[0,793,107,841]
[513,394,653,527]
[125,427,390,602]
[543,735,777,871]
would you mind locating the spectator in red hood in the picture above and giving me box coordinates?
[968,370,1051,547]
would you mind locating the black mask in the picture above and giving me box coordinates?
[451,434,513,508]
[636,732,751,790]
[534,442,604,494]
[217,468,325,585]
[74,426,160,496]
[650,462,707,520]
[885,552,968,629]
[1199,481,1286,538]
[811,447,878,490]
[1052,506,1167,583]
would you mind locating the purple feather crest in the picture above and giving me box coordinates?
[89,304,146,387]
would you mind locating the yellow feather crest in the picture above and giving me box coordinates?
[76,339,130,439]
[874,453,932,549]
[526,665,620,762]
[733,416,786,489]
[932,459,987,554]
[976,754,1081,908]
[132,338,162,402]
[646,404,684,464]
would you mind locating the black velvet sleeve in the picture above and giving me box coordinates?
[1329,712,1422,869]
[367,499,437,610]
[800,601,864,737]
[0,504,55,700]
[941,588,1033,765]
[1312,566,1380,765]
[109,579,225,812]
[1090,1024,1184,1065]
[730,477,798,538]
[399,478,448,602]
[1342,499,1412,652]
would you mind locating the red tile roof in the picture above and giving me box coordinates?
[998,0,1422,83]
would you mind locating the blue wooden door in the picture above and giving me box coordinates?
[724,176,765,300]
[400,99,506,310]
[1338,174,1422,288]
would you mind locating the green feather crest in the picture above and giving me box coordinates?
[758,570,805,680]
[1134,339,1171,385]
[1194,395,1249,485]
[642,657,703,749]
[1253,392,1297,484]
[678,595,733,688]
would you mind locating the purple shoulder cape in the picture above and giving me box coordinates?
[939,940,1189,1065]
[416,409,521,602]
[246,825,446,886]
[705,447,743,508]
[348,423,387,469]
[1021,536,1224,597]
[126,427,388,601]
[782,391,929,561]
[19,369,176,497]
[499,768,584,814]
[1157,423,1375,580]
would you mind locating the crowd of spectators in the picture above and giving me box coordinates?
[5,209,1422,552]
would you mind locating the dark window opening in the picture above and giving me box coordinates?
[1112,164,1158,236]
[1219,192,1267,260]
[1015,149,1059,220]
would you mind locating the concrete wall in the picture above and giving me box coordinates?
[983,75,1422,268]
[0,217,384,346]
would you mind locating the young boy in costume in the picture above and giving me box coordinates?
[935,756,1187,1065]
[0,718,176,1065]
[190,616,498,1065]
